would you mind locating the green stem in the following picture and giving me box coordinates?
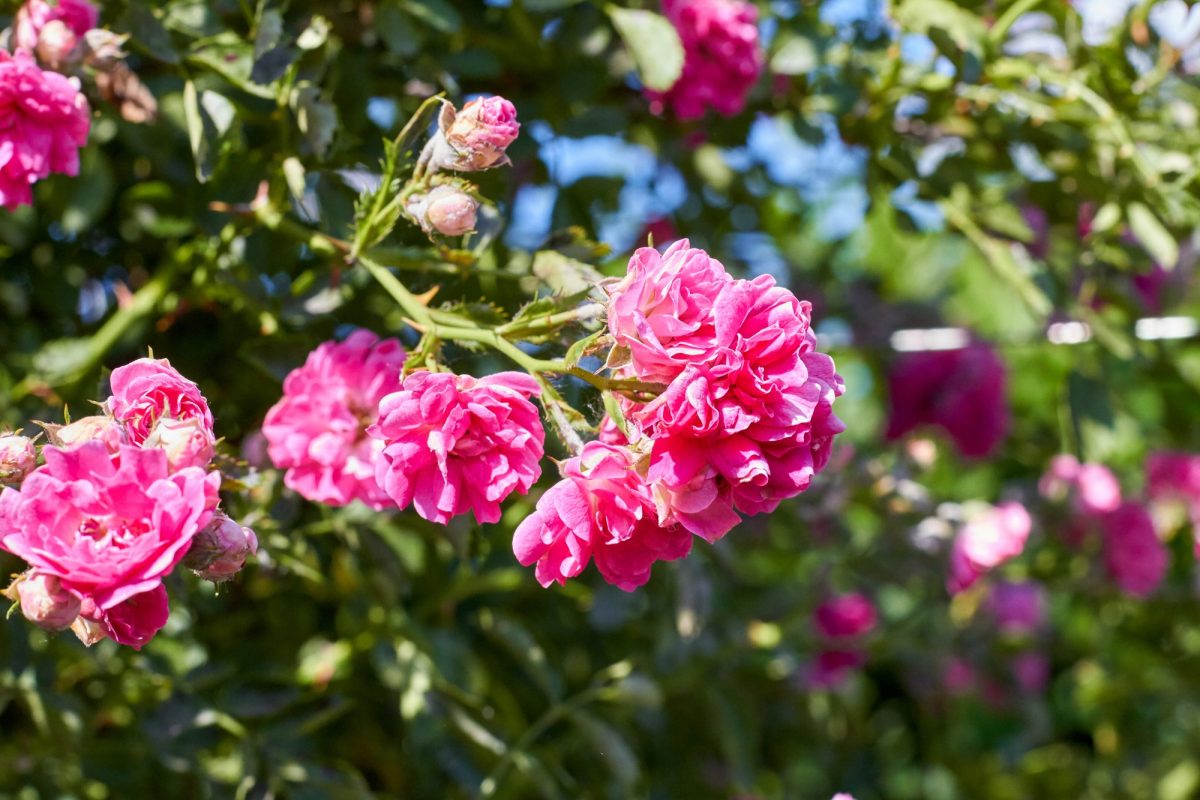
[989,0,1042,45]
[496,302,607,337]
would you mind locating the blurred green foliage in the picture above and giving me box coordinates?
[1,0,1199,798]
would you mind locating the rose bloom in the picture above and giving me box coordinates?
[513,442,692,590]
[885,342,1008,459]
[47,414,126,453]
[647,0,764,120]
[1102,502,1168,598]
[83,583,170,650]
[263,330,405,509]
[814,592,877,639]
[1039,454,1121,516]
[14,0,98,52]
[947,501,1032,594]
[370,371,544,525]
[605,239,732,383]
[636,272,845,539]
[106,357,215,445]
[0,50,90,211]
[426,95,520,172]
[985,580,1046,634]
[0,442,219,648]
[1146,450,1200,556]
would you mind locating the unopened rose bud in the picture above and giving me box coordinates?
[71,615,107,646]
[0,434,37,484]
[418,96,519,174]
[36,19,78,70]
[45,415,126,453]
[406,185,479,237]
[183,513,258,582]
[17,573,81,631]
[144,416,215,471]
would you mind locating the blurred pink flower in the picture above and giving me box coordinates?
[606,239,732,383]
[513,442,692,590]
[947,502,1032,594]
[808,648,866,690]
[107,357,215,446]
[647,0,764,120]
[886,342,1008,458]
[1011,652,1050,694]
[944,657,976,696]
[14,0,98,53]
[0,50,90,210]
[814,592,877,639]
[1039,454,1121,516]
[1146,450,1200,556]
[985,580,1046,634]
[88,584,169,650]
[263,330,405,509]
[1102,502,1167,597]
[0,442,219,647]
[370,371,544,525]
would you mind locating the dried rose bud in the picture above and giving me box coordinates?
[17,573,81,632]
[0,434,37,484]
[418,96,519,174]
[70,615,107,646]
[79,28,128,68]
[44,415,126,453]
[35,20,78,71]
[406,184,479,237]
[143,416,215,472]
[183,512,258,582]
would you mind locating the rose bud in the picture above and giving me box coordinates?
[17,573,81,632]
[36,20,78,71]
[143,416,216,471]
[0,433,37,484]
[418,96,519,174]
[45,415,127,453]
[70,616,107,647]
[183,512,258,582]
[406,185,479,237]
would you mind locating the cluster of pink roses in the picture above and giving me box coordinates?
[262,329,546,527]
[516,240,845,589]
[0,358,256,649]
[647,0,764,120]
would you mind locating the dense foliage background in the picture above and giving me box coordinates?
[2,0,1200,797]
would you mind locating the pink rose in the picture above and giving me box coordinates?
[605,239,733,383]
[0,442,220,621]
[886,342,1009,459]
[0,433,37,484]
[263,330,405,509]
[985,580,1045,634]
[16,571,80,631]
[0,50,90,211]
[646,0,764,120]
[14,0,98,53]
[369,371,545,525]
[808,648,866,690]
[814,592,877,639]
[421,96,520,173]
[513,442,692,590]
[1102,502,1167,598]
[947,502,1032,594]
[90,584,169,650]
[106,357,215,445]
[182,512,257,582]
[1038,454,1121,516]
[1146,450,1200,556]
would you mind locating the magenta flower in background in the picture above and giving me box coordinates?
[1146,450,1200,555]
[886,341,1009,459]
[370,371,544,525]
[814,592,877,639]
[263,330,405,509]
[985,580,1046,634]
[947,502,1032,594]
[1039,454,1121,516]
[808,648,866,690]
[14,0,98,53]
[107,357,215,446]
[0,442,220,648]
[513,442,692,590]
[1102,502,1168,598]
[648,0,764,120]
[0,49,90,211]
[1011,652,1050,694]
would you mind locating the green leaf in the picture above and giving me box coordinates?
[123,3,180,64]
[290,83,338,158]
[296,15,331,50]
[377,0,424,57]
[893,0,986,57]
[183,82,236,182]
[1126,202,1178,268]
[608,7,685,92]
[532,251,604,296]
[402,0,463,34]
[770,33,819,76]
[564,329,608,369]
[569,712,640,791]
[522,0,586,10]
